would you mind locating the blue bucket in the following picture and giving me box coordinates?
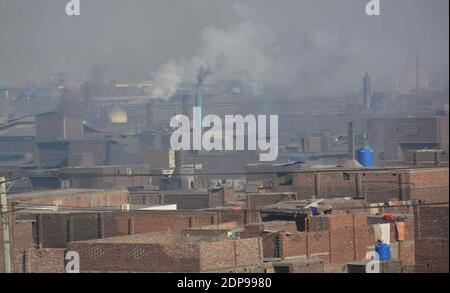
[375,243,391,261]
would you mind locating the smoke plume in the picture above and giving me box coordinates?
[148,5,276,100]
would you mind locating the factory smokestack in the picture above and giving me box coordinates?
[363,73,371,110]
[194,66,211,130]
[341,122,362,168]
[181,94,193,124]
[146,101,157,131]
[348,122,355,160]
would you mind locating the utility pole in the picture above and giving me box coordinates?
[0,176,12,273]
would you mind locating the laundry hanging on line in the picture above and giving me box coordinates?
[395,222,405,241]
[373,223,391,244]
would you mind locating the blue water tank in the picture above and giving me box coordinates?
[358,147,375,167]
[375,243,391,261]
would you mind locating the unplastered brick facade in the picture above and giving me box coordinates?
[1,212,34,272]
[292,167,449,203]
[405,169,449,203]
[128,188,229,210]
[241,212,416,271]
[308,213,414,266]
[67,231,263,272]
[16,210,218,248]
[414,205,449,273]
[12,189,129,208]
[13,248,65,273]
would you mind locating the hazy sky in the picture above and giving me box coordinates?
[0,0,448,96]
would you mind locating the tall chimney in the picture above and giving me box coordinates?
[172,150,186,190]
[348,122,355,160]
[181,95,193,124]
[363,73,371,110]
[146,101,157,131]
[341,122,362,168]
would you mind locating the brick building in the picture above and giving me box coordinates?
[67,231,264,272]
[414,205,449,273]
[245,192,297,223]
[10,189,129,208]
[367,116,449,161]
[128,187,232,210]
[240,211,416,273]
[15,210,220,249]
[292,167,449,203]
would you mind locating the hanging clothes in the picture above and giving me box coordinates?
[395,222,405,241]
[373,223,391,244]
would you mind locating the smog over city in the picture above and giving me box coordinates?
[0,0,448,284]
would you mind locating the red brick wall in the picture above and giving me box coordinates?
[406,168,449,203]
[293,170,400,202]
[180,229,227,237]
[19,211,219,248]
[327,214,355,263]
[238,230,278,258]
[352,213,373,260]
[309,213,375,264]
[217,209,246,225]
[362,172,402,203]
[128,191,223,210]
[199,238,263,272]
[290,260,324,273]
[13,248,65,273]
[69,242,201,272]
[12,222,33,250]
[1,213,34,272]
[306,216,329,232]
[414,205,449,273]
[292,168,449,204]
[292,173,315,199]
[307,231,330,262]
[13,189,129,208]
[280,231,331,261]
[281,233,307,258]
[398,241,415,271]
[243,214,377,264]
[67,237,262,273]
[319,172,357,198]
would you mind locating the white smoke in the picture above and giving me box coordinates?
[148,60,183,100]
[148,8,276,100]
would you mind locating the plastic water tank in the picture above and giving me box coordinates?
[358,147,375,167]
[375,243,391,261]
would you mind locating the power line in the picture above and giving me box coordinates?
[2,165,448,178]
[8,199,449,214]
